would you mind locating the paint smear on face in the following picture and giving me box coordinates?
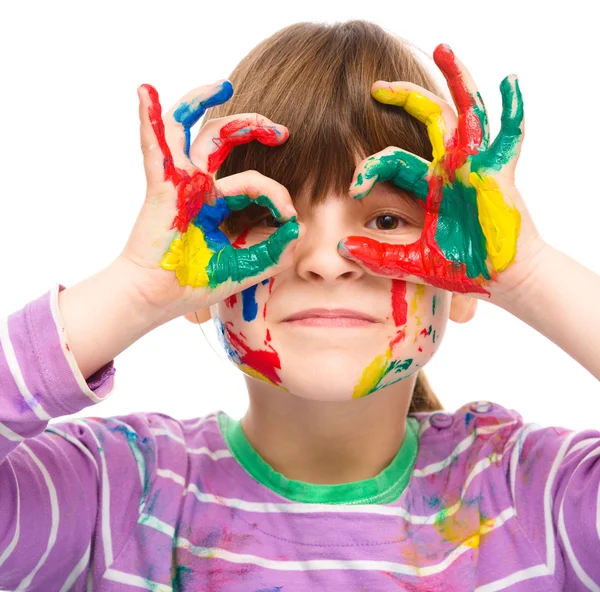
[215,318,287,390]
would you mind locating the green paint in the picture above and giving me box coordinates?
[207,217,300,288]
[362,358,414,398]
[473,92,490,151]
[432,330,437,344]
[435,183,490,280]
[353,151,429,202]
[472,77,523,172]
[432,295,437,316]
[224,193,282,219]
[172,564,194,591]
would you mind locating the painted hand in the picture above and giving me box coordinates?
[338,44,544,299]
[122,81,302,318]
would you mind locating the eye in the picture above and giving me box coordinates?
[256,214,284,229]
[366,213,407,232]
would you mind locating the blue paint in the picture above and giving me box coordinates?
[174,81,234,157]
[242,284,259,321]
[214,317,242,364]
[194,196,231,252]
[465,411,475,428]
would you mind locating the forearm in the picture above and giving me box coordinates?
[497,244,600,380]
[58,257,165,380]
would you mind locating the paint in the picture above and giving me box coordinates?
[141,84,299,290]
[340,45,524,297]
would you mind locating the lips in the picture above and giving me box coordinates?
[283,308,377,322]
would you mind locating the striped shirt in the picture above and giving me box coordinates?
[0,284,599,591]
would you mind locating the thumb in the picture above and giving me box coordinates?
[137,84,167,190]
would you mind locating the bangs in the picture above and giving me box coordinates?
[200,21,444,236]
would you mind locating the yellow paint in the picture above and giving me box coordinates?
[372,87,447,163]
[469,172,521,272]
[239,364,288,391]
[159,223,212,287]
[409,284,425,326]
[352,348,392,399]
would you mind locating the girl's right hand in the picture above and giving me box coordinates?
[120,80,302,323]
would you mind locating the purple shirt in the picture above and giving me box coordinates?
[0,284,599,591]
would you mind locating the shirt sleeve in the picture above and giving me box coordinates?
[0,284,153,590]
[503,415,600,590]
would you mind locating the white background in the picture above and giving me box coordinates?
[0,0,598,433]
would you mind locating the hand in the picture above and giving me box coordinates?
[120,80,302,322]
[338,44,546,300]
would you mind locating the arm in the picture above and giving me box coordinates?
[0,277,156,589]
[496,243,600,381]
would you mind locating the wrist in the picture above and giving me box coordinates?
[58,258,166,380]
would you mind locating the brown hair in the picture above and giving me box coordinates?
[203,20,445,413]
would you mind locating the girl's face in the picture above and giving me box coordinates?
[210,184,453,402]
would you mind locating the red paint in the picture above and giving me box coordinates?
[391,279,408,326]
[265,329,271,341]
[418,347,423,352]
[433,44,484,171]
[224,325,282,385]
[206,118,288,174]
[342,176,490,295]
[232,227,250,248]
[268,277,275,294]
[142,85,286,233]
[390,330,406,348]
[262,302,267,320]
[225,294,237,308]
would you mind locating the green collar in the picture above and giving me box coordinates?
[217,412,419,505]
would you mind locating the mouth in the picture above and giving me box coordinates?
[282,308,378,328]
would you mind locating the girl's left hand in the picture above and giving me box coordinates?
[338,43,547,302]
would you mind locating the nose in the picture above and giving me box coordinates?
[293,202,365,283]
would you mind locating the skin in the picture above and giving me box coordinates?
[181,44,544,484]
[185,184,477,483]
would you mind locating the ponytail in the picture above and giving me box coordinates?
[409,371,443,413]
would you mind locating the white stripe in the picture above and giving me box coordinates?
[59,541,91,592]
[117,423,147,515]
[74,420,113,567]
[139,513,175,538]
[45,426,100,478]
[176,509,513,578]
[149,427,233,459]
[509,423,542,510]
[557,445,600,591]
[0,421,24,442]
[0,459,21,567]
[103,567,172,591]
[16,444,60,591]
[475,564,553,592]
[544,430,579,574]
[156,467,185,487]
[0,315,50,420]
[49,284,109,404]
[413,420,518,477]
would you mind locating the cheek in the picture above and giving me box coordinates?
[353,283,450,398]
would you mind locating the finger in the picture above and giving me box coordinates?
[338,234,491,296]
[162,80,234,172]
[433,44,490,161]
[371,80,457,162]
[138,84,174,189]
[171,80,233,158]
[216,170,297,222]
[349,146,431,203]
[188,113,289,174]
[209,217,303,287]
[475,75,525,176]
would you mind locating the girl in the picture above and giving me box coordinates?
[1,19,599,592]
